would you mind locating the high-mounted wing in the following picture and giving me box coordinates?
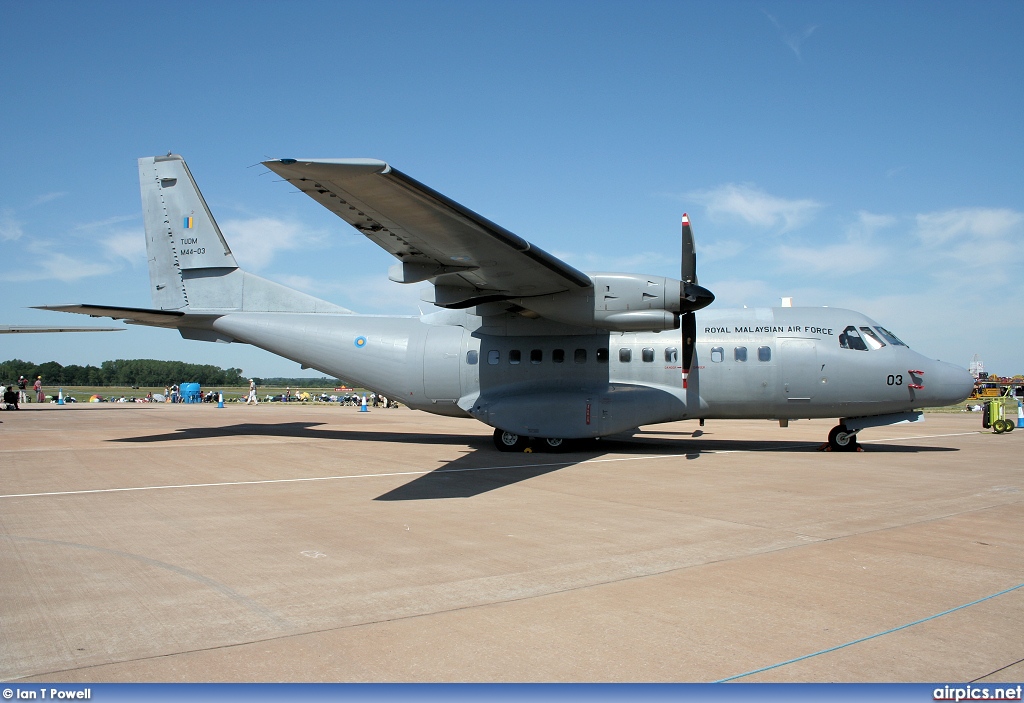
[263,159,592,308]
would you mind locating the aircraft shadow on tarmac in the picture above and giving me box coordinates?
[110,422,958,500]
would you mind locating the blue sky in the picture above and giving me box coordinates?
[2,1,1022,378]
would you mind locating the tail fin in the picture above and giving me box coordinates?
[139,155,350,314]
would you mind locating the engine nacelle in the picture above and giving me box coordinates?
[513,273,683,332]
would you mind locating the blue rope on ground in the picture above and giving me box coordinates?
[715,581,1024,682]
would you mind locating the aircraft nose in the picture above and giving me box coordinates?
[927,360,975,406]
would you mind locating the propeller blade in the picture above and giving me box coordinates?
[681,313,696,389]
[679,213,710,390]
[681,213,697,285]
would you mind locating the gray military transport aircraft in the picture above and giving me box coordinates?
[38,155,974,452]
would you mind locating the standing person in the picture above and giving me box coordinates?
[285,387,291,403]
[17,375,28,404]
[246,379,258,405]
[164,386,170,403]
[34,376,43,403]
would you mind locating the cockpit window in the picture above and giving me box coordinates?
[839,325,868,351]
[859,326,885,350]
[874,326,908,347]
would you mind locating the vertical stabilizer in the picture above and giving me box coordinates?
[140,155,238,310]
[139,154,351,314]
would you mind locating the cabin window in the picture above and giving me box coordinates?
[597,348,609,363]
[466,350,478,365]
[665,347,678,363]
[619,348,632,362]
[711,347,724,363]
[642,347,655,362]
[552,349,565,363]
[574,348,587,363]
[487,350,500,365]
[875,326,908,347]
[859,327,885,350]
[839,326,868,351]
[757,346,772,362]
[509,349,521,364]
[530,349,543,364]
[735,346,747,362]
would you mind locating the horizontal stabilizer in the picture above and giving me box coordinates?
[32,304,190,328]
[0,325,125,334]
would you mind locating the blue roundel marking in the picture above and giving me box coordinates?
[354,336,367,348]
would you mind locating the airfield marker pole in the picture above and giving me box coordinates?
[1017,400,1023,429]
[57,388,64,405]
[218,392,224,409]
[359,395,369,412]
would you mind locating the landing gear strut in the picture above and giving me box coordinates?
[827,424,860,452]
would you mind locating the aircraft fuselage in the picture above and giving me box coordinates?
[202,304,973,441]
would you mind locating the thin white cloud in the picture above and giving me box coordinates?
[0,240,120,282]
[699,277,774,309]
[0,209,24,241]
[914,207,1024,284]
[915,208,1023,244]
[99,229,147,266]
[550,249,670,274]
[776,240,886,276]
[75,214,138,230]
[220,217,328,271]
[688,183,822,231]
[762,10,818,59]
[695,239,750,264]
[27,192,67,208]
[850,211,897,234]
[270,272,424,314]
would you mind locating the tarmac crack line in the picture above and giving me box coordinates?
[970,654,1024,683]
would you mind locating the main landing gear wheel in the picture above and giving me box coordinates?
[828,424,859,452]
[493,429,529,452]
[540,437,565,452]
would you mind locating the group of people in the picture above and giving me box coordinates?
[2,376,44,409]
[240,380,398,408]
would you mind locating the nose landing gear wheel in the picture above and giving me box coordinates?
[828,424,859,452]
[493,429,529,452]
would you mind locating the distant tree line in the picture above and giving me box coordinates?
[0,358,249,387]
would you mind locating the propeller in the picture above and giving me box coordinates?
[679,213,714,389]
